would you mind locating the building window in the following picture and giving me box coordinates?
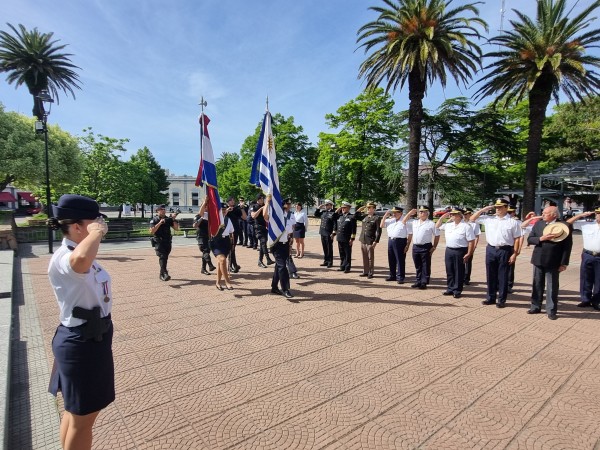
[192,192,199,206]
[172,192,180,206]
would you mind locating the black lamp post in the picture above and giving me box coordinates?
[35,90,54,253]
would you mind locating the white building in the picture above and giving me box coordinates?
[165,172,205,209]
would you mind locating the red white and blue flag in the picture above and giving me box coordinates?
[195,113,223,237]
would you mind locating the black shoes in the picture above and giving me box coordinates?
[320,262,328,267]
[385,277,395,282]
[593,304,600,311]
[258,261,267,268]
[367,274,374,279]
[411,283,420,288]
[577,302,591,308]
[337,267,345,271]
[453,293,461,299]
[481,300,495,305]
[442,291,453,296]
[201,269,210,275]
[419,285,427,290]
[548,314,558,320]
[527,308,541,314]
[344,269,351,274]
[496,303,505,308]
[397,280,404,285]
[271,288,283,295]
[266,259,275,265]
[160,272,171,281]
[208,264,216,271]
[291,273,300,279]
[327,262,333,268]
[359,273,368,277]
[271,288,294,300]
[283,290,294,299]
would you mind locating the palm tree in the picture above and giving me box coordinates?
[476,0,600,214]
[0,23,81,120]
[357,0,487,209]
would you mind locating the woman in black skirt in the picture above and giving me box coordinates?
[293,202,308,258]
[210,202,235,290]
[47,194,113,450]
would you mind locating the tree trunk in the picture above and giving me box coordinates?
[523,81,552,215]
[427,174,435,213]
[407,70,426,210]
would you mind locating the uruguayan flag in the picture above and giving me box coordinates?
[250,111,286,247]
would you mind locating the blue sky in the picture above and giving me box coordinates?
[1,0,594,176]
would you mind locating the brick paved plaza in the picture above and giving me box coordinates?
[9,232,600,449]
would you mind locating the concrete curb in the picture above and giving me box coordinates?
[0,250,14,450]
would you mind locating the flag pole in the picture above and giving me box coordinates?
[199,96,208,198]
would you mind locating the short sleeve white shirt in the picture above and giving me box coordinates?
[581,222,600,253]
[48,238,112,327]
[476,215,522,246]
[440,221,476,248]
[294,210,308,227]
[410,219,440,245]
[384,217,411,238]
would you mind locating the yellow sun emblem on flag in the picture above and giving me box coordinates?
[267,136,274,152]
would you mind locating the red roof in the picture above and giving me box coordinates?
[18,191,37,203]
[0,192,17,202]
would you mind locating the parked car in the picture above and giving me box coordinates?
[433,207,452,218]
[374,208,390,217]
[26,207,42,215]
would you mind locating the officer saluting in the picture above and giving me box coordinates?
[334,201,357,273]
[149,205,180,281]
[314,199,338,268]
[354,202,382,279]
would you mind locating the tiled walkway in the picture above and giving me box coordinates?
[9,233,600,449]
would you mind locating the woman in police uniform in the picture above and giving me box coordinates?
[210,202,235,290]
[47,194,113,450]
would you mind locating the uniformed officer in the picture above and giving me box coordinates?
[283,198,300,279]
[470,198,523,308]
[462,207,480,285]
[404,206,440,289]
[567,207,600,310]
[355,202,382,279]
[226,196,247,273]
[194,198,216,275]
[149,205,180,281]
[262,196,296,300]
[507,206,525,293]
[334,201,357,273]
[314,199,338,268]
[238,197,248,245]
[381,206,411,284]
[250,194,275,268]
[246,199,257,249]
[436,208,475,298]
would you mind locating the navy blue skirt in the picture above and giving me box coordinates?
[210,236,231,256]
[49,320,115,415]
[293,223,306,238]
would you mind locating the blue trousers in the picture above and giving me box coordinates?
[581,252,600,305]
[445,247,467,294]
[388,238,407,281]
[485,245,512,304]
[412,243,432,285]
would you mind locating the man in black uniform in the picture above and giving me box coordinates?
[250,194,275,268]
[246,199,257,249]
[334,201,357,273]
[194,199,216,275]
[283,198,300,279]
[238,197,249,246]
[149,204,180,281]
[314,199,338,268]
[354,202,382,279]
[226,196,246,273]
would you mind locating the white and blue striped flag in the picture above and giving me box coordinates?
[250,110,286,247]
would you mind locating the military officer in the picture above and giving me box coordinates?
[462,208,480,285]
[149,205,180,281]
[250,194,275,268]
[334,201,357,273]
[354,202,382,279]
[314,199,339,268]
[194,198,216,275]
[381,206,411,284]
[404,206,440,289]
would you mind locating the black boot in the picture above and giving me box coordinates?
[201,261,210,275]
[258,260,267,268]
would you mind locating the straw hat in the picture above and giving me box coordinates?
[542,222,570,242]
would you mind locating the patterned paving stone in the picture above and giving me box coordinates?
[10,232,600,449]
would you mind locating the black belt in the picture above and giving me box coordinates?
[71,307,112,342]
[414,243,432,247]
[447,247,467,250]
[488,244,512,250]
[389,237,407,240]
[584,249,600,257]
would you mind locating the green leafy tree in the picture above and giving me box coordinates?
[317,88,403,205]
[216,152,247,200]
[0,103,81,195]
[475,0,600,214]
[128,146,169,218]
[357,0,487,209]
[0,23,81,120]
[544,95,600,164]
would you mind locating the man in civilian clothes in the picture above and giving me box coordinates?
[314,199,338,268]
[470,198,523,308]
[334,201,357,273]
[567,208,600,310]
[527,206,573,320]
[404,206,440,289]
[381,206,412,284]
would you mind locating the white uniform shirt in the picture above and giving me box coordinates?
[294,210,308,228]
[581,222,600,253]
[48,238,112,327]
[280,214,295,244]
[410,219,440,245]
[384,217,411,238]
[476,215,522,246]
[222,218,235,236]
[468,221,481,237]
[440,221,476,248]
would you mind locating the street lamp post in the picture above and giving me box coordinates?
[35,90,54,253]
